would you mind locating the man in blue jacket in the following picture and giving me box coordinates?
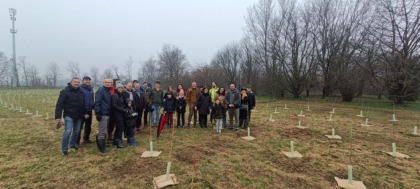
[94,78,113,153]
[77,76,94,144]
[55,77,86,156]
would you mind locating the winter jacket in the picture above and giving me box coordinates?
[209,87,219,103]
[240,92,249,110]
[212,103,226,119]
[133,91,146,112]
[111,91,127,121]
[186,87,200,104]
[55,83,86,119]
[80,84,94,112]
[197,93,212,115]
[140,86,151,105]
[247,91,256,110]
[94,86,112,116]
[150,88,164,106]
[226,89,241,109]
[176,96,187,113]
[123,89,139,111]
[124,104,137,128]
[163,97,176,113]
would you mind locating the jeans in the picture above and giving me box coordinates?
[150,105,161,126]
[216,119,223,132]
[62,116,82,152]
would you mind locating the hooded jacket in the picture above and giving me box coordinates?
[55,83,86,119]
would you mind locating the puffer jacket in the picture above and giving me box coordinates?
[163,97,176,113]
[94,86,112,116]
[212,103,226,119]
[55,83,86,119]
[80,84,94,112]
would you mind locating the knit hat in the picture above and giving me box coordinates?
[116,83,124,88]
[179,89,185,96]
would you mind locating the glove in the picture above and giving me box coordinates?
[84,114,90,119]
[96,115,101,122]
[131,112,138,116]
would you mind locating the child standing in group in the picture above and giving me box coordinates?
[176,89,186,128]
[163,91,176,128]
[124,99,138,146]
[212,97,226,133]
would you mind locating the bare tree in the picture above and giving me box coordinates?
[46,62,60,87]
[158,44,189,86]
[0,52,10,86]
[139,56,159,83]
[90,66,99,87]
[66,62,81,78]
[28,64,40,87]
[110,65,121,80]
[124,56,134,82]
[369,0,420,104]
[241,37,261,92]
[18,56,29,86]
[102,68,114,80]
[211,41,242,86]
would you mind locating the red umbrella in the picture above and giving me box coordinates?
[157,113,167,138]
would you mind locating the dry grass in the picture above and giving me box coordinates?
[0,89,419,189]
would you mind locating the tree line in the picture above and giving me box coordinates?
[0,0,419,104]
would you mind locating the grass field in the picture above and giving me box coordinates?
[0,89,419,189]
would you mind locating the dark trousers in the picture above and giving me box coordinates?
[125,124,135,138]
[199,114,208,128]
[77,111,92,144]
[177,112,185,126]
[165,112,173,126]
[114,119,124,140]
[136,109,144,128]
[108,116,115,136]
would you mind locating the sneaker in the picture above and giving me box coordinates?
[69,147,78,152]
[62,151,68,156]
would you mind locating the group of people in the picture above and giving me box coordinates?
[55,77,256,155]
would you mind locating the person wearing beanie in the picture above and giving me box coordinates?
[211,97,226,133]
[196,87,212,128]
[123,98,138,146]
[209,82,219,124]
[176,89,186,128]
[111,83,127,148]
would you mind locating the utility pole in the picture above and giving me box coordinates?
[9,8,19,87]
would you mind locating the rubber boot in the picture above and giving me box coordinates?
[128,138,137,146]
[96,134,100,151]
[98,138,108,153]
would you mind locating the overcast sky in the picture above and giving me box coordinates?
[0,0,257,78]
